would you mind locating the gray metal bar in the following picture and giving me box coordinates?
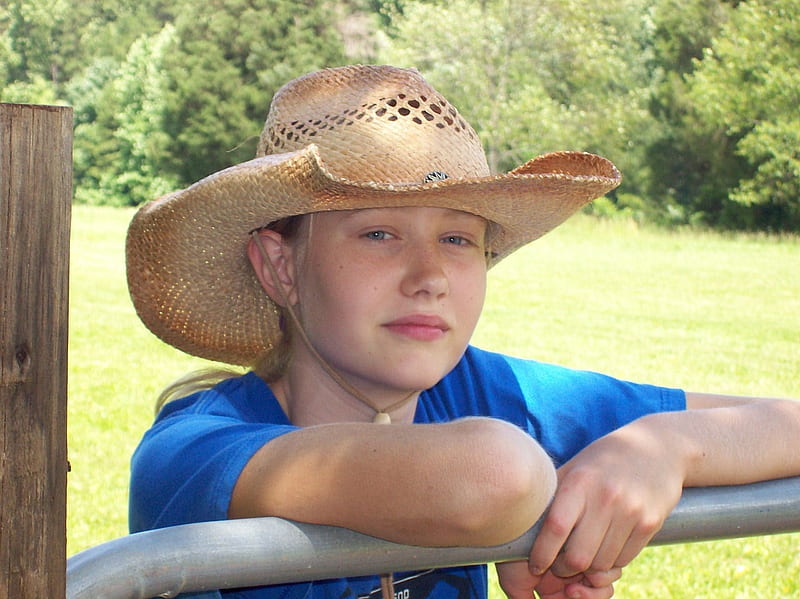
[66,477,800,599]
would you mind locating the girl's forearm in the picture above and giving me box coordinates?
[230,417,557,547]
[642,396,800,487]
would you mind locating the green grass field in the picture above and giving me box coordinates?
[68,206,799,597]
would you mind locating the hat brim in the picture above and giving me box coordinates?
[126,145,620,365]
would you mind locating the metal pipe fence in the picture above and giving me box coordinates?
[67,476,800,599]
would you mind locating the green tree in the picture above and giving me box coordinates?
[0,0,62,101]
[378,0,660,207]
[643,0,733,225]
[71,26,179,206]
[0,73,59,103]
[1,0,174,99]
[83,26,179,206]
[0,0,54,84]
[160,0,351,185]
[60,0,356,206]
[687,0,800,230]
[69,57,125,202]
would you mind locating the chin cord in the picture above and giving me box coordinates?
[380,573,396,599]
[252,230,417,599]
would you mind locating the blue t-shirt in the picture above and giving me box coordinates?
[130,346,685,599]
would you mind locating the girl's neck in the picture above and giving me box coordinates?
[271,362,420,427]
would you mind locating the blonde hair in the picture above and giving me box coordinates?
[153,339,294,415]
[155,367,241,414]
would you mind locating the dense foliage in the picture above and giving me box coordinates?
[2,0,798,231]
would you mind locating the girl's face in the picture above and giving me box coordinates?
[288,206,488,400]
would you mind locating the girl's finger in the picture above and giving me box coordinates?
[579,512,637,572]
[612,522,662,568]
[528,487,586,575]
[549,512,614,577]
[562,581,615,599]
[584,567,622,588]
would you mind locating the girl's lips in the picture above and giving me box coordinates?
[383,315,449,341]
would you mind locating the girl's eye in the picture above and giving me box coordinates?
[364,230,392,241]
[441,235,471,246]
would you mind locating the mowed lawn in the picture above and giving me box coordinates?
[68,206,799,597]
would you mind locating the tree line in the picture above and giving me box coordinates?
[2,0,798,231]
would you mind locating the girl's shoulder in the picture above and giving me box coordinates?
[156,371,289,425]
[435,345,581,395]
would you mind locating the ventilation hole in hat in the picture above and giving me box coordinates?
[412,117,422,124]
[444,116,453,125]
[430,104,442,114]
[388,115,397,121]
[408,99,420,108]
[376,108,386,117]
[421,111,434,121]
[387,99,397,107]
[398,93,406,99]
[398,107,410,116]
[435,123,445,129]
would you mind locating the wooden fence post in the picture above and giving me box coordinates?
[0,103,72,599]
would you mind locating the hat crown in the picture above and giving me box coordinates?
[257,65,490,183]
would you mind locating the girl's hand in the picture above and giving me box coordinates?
[529,418,687,578]
[497,560,620,599]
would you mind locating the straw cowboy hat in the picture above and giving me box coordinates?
[126,64,621,366]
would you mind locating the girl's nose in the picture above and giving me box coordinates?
[400,244,449,298]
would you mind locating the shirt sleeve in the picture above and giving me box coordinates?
[129,374,297,533]
[423,347,686,467]
[504,353,686,466]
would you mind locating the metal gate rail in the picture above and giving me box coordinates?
[67,476,800,599]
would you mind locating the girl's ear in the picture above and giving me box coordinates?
[247,229,299,307]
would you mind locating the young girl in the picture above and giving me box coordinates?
[126,65,800,599]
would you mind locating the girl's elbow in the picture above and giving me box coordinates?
[452,419,556,544]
